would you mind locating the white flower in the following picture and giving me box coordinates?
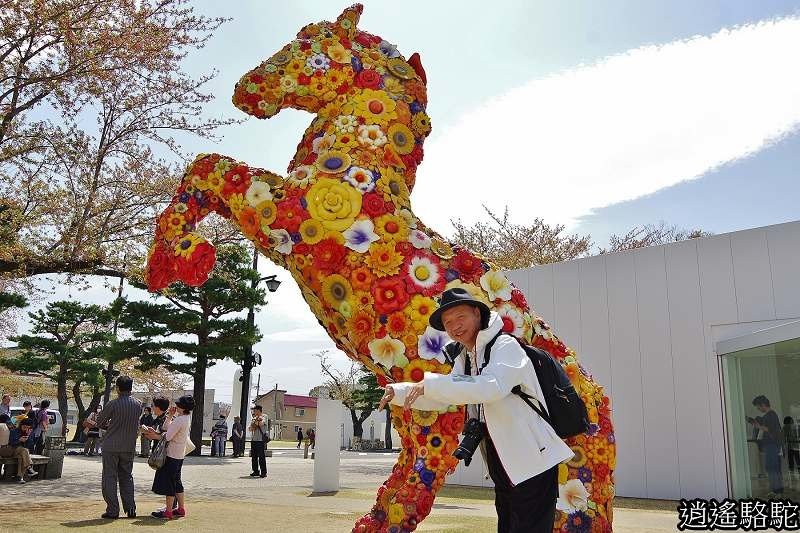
[357,124,388,150]
[368,336,405,369]
[342,219,380,253]
[379,40,401,58]
[480,270,512,301]
[333,114,358,133]
[306,53,330,71]
[418,327,451,363]
[312,132,337,154]
[269,229,293,255]
[406,255,442,290]
[287,165,314,187]
[409,230,432,249]
[409,229,431,249]
[245,181,273,207]
[557,479,589,512]
[496,304,525,336]
[343,166,376,193]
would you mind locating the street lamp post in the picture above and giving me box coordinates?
[238,247,281,428]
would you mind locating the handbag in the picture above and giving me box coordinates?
[148,435,167,470]
[184,438,196,455]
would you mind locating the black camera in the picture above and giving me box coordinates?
[453,418,485,466]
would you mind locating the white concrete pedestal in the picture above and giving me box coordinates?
[313,398,342,492]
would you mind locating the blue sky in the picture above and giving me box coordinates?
[10,0,800,402]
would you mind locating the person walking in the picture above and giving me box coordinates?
[211,415,228,457]
[139,406,154,458]
[149,395,194,520]
[249,405,267,478]
[96,376,142,519]
[33,399,50,454]
[231,416,244,457]
[297,427,303,449]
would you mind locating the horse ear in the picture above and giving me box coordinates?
[408,52,427,85]
[335,4,362,39]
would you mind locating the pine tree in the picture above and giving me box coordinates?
[121,244,265,454]
[1,301,113,435]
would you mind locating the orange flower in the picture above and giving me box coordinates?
[350,266,375,292]
[386,312,409,337]
[347,309,375,345]
[239,207,260,237]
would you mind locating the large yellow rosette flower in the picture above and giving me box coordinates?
[305,177,362,231]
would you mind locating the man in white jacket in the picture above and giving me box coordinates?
[379,288,573,533]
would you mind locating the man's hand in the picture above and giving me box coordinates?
[403,382,425,410]
[378,385,395,411]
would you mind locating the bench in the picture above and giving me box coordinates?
[0,453,50,480]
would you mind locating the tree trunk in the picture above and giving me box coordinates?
[71,381,86,442]
[350,409,363,439]
[384,407,392,449]
[189,353,207,456]
[56,366,69,438]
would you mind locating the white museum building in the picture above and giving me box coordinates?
[447,220,800,501]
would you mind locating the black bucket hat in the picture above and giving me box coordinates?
[429,288,490,331]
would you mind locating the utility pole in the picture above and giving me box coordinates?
[102,274,125,405]
[238,250,259,428]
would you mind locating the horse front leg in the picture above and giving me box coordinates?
[353,405,464,532]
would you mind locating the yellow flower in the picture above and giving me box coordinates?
[315,150,351,174]
[299,218,325,244]
[411,408,439,426]
[327,42,352,64]
[388,503,405,525]
[558,463,569,484]
[190,174,210,191]
[353,89,397,126]
[255,200,278,227]
[305,177,362,231]
[374,213,410,242]
[387,123,415,155]
[387,57,418,80]
[412,112,432,136]
[376,168,410,208]
[228,193,246,215]
[365,242,404,277]
[408,295,437,333]
[382,77,406,100]
[480,270,513,301]
[333,114,358,133]
[321,274,353,308]
[286,58,305,74]
[173,234,205,258]
[430,237,454,260]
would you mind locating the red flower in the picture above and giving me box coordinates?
[362,192,388,217]
[293,242,311,255]
[221,165,251,197]
[355,69,382,89]
[416,434,427,446]
[298,73,311,86]
[500,315,516,333]
[595,463,610,481]
[451,249,484,282]
[312,238,347,272]
[438,411,464,436]
[175,242,216,287]
[377,374,388,387]
[145,243,177,291]
[372,276,410,315]
[355,32,380,48]
[273,196,308,233]
[416,490,434,517]
[511,288,528,310]
[395,241,413,256]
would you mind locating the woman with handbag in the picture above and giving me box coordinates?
[83,406,102,456]
[144,395,194,520]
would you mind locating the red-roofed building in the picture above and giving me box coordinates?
[254,389,318,441]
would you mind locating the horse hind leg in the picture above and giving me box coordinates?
[353,406,463,532]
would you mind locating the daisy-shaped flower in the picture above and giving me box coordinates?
[343,166,376,193]
[306,53,330,71]
[376,168,410,208]
[365,242,404,277]
[480,270,513,301]
[408,295,437,334]
[404,251,445,296]
[312,132,337,154]
[368,335,405,369]
[557,479,590,512]
[387,123,416,155]
[496,303,525,336]
[245,181,273,207]
[333,114,358,133]
[357,124,388,150]
[418,326,451,363]
[374,213,410,243]
[269,228,293,255]
[321,274,353,309]
[396,208,417,229]
[343,219,380,253]
[409,229,432,249]
[287,165,315,188]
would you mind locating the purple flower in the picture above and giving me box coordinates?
[351,55,363,72]
[414,459,425,472]
[420,469,435,486]
[444,268,460,282]
[409,102,423,114]
[577,467,592,483]
[566,510,592,532]
[418,327,451,362]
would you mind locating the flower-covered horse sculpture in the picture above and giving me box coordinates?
[145,5,615,532]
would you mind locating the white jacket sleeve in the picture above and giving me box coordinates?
[422,336,528,406]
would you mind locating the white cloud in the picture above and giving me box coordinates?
[261,326,330,342]
[413,17,800,231]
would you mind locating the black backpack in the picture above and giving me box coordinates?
[461,332,590,439]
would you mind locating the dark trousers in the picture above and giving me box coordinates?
[788,448,800,471]
[251,440,266,475]
[232,438,244,456]
[102,452,135,516]
[485,436,557,533]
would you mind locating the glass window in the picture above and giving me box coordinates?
[295,407,305,417]
[721,337,800,500]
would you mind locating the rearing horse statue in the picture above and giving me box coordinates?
[145,5,615,531]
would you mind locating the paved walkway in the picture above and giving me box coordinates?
[0,452,685,532]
